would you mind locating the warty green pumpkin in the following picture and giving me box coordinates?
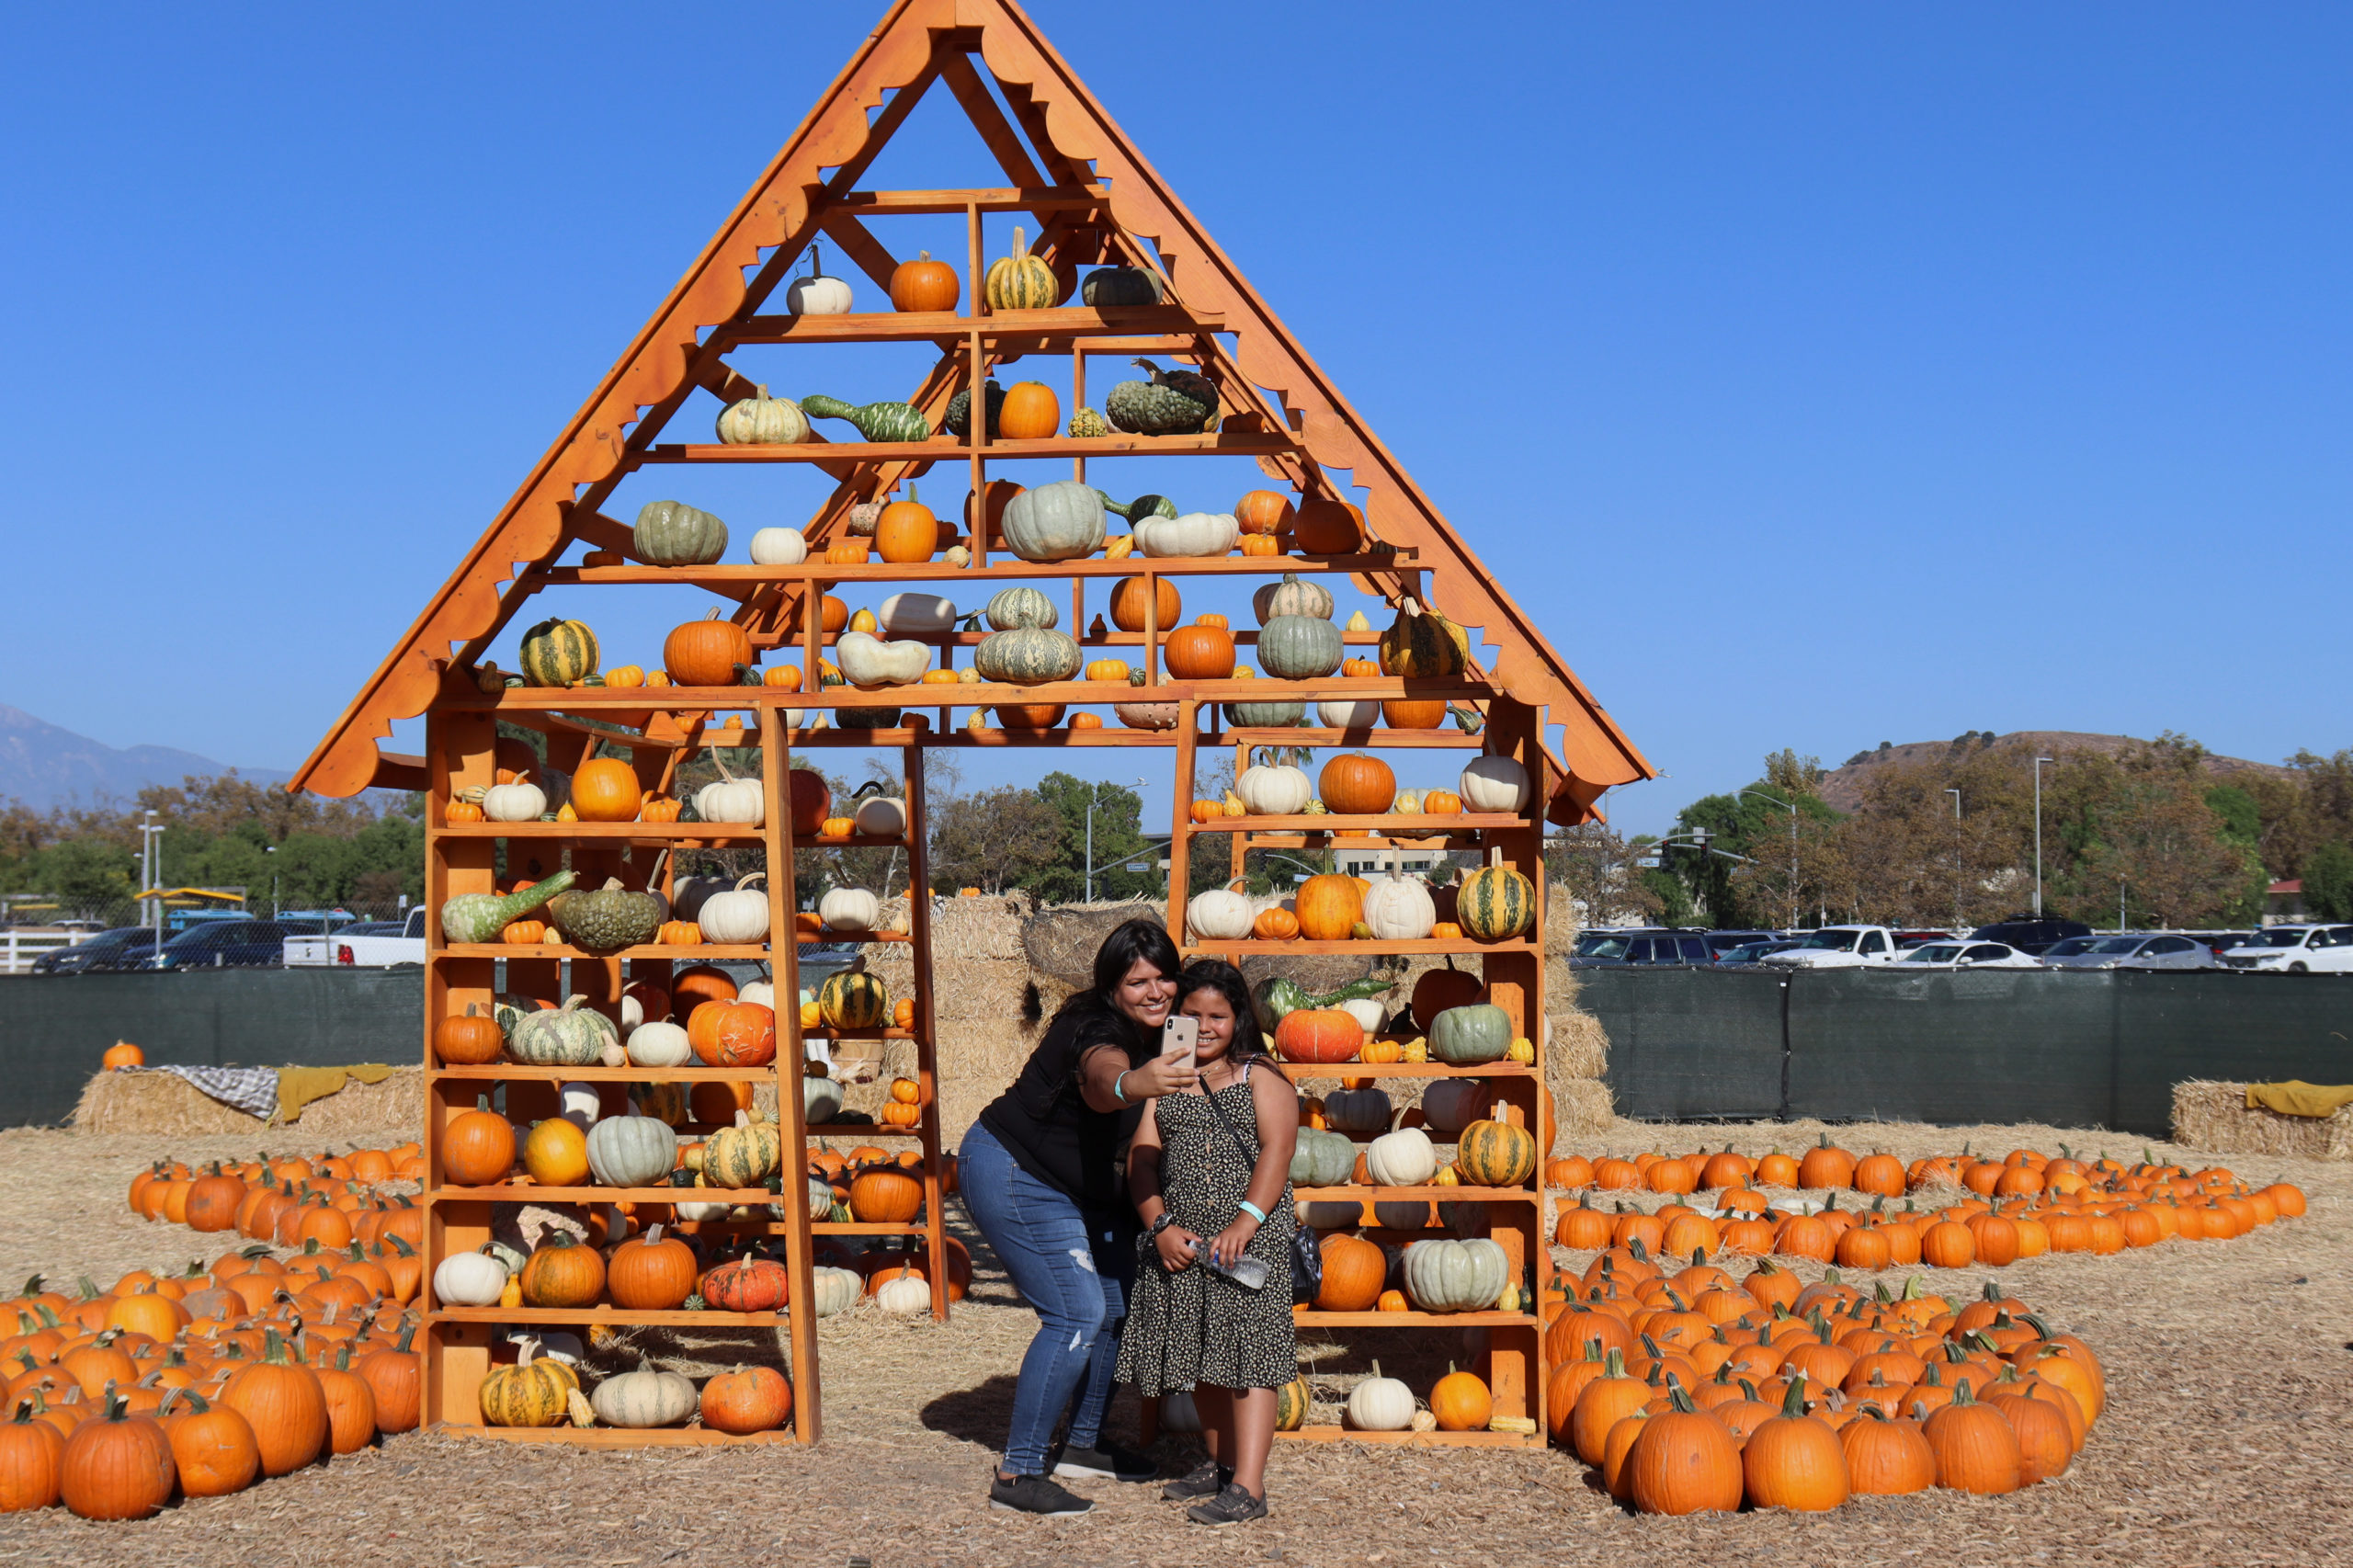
[943,381,1005,439]
[1105,358,1217,435]
[439,871,577,946]
[1068,406,1110,438]
[1080,265,1163,307]
[632,499,728,565]
[973,627,1083,686]
[799,394,931,443]
[550,879,665,955]
[517,618,598,687]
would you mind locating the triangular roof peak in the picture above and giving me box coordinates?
[294,0,1650,814]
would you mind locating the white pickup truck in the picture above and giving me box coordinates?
[283,908,428,967]
[1758,926,1904,970]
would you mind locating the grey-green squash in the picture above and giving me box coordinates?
[439,871,577,946]
[517,619,597,687]
[1080,266,1163,307]
[550,878,665,955]
[983,586,1060,631]
[507,994,620,1066]
[799,395,931,443]
[1222,698,1305,729]
[1427,1003,1512,1065]
[1105,358,1217,435]
[1252,572,1335,625]
[999,481,1106,562]
[1289,1127,1358,1187]
[1400,1237,1510,1314]
[943,381,1006,440]
[973,628,1083,686]
[1256,614,1345,679]
[631,500,728,566]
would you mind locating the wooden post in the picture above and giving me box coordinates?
[760,708,823,1443]
[904,735,949,1321]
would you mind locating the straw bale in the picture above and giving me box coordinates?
[872,892,1034,1024]
[1549,1008,1608,1082]
[2171,1079,2353,1160]
[288,1069,423,1136]
[932,1018,1046,1144]
[69,1066,423,1139]
[1550,1075,1616,1140]
[1236,951,1381,995]
[1022,897,1164,993]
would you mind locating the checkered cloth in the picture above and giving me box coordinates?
[119,1065,279,1120]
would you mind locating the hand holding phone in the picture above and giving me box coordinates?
[1160,1015,1200,1071]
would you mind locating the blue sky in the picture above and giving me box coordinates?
[3,2,2346,835]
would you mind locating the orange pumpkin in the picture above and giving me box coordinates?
[1422,790,1464,815]
[1000,382,1061,440]
[874,487,938,564]
[889,251,959,312]
[788,769,830,837]
[1293,874,1364,940]
[1382,699,1448,730]
[965,480,1022,547]
[445,799,485,824]
[570,758,642,822]
[1318,754,1396,815]
[1273,1009,1362,1063]
[1253,907,1301,940]
[1293,497,1364,554]
[1110,575,1180,633]
[688,1001,777,1067]
[1069,711,1104,730]
[664,610,752,687]
[1164,624,1236,680]
[1233,489,1295,536]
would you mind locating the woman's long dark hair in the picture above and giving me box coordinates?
[1176,959,1271,1062]
[1047,916,1183,1046]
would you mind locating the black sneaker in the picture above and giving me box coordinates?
[1162,1460,1231,1501]
[1052,1440,1158,1483]
[989,1472,1095,1517]
[1186,1483,1269,1527]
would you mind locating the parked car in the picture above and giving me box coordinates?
[1758,926,1904,969]
[2040,934,2218,971]
[29,926,164,974]
[150,921,296,971]
[1892,940,2040,970]
[2218,926,2353,973]
[2184,931,2258,958]
[1893,930,1963,950]
[1568,928,1716,968]
[1702,930,1779,958]
[284,909,426,967]
[1966,915,2095,956]
[1716,937,1802,966]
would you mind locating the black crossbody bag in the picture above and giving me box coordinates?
[1199,1062,1321,1304]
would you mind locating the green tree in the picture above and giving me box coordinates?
[927,786,1061,894]
[2302,842,2353,923]
[1028,773,1159,903]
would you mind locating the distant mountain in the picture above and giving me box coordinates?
[1820,731,2291,812]
[0,705,290,811]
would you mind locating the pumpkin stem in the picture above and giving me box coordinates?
[1781,1376,1810,1416]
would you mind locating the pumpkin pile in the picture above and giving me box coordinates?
[127,1150,426,1249]
[1542,1141,2306,1268]
[1547,1264,2105,1512]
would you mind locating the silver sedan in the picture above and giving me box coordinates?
[2040,934,2218,971]
[1892,941,2040,969]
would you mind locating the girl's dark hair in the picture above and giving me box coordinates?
[1176,959,1271,1062]
[1048,917,1183,1043]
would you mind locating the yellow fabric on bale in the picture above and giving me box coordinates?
[277,1064,399,1124]
[2245,1080,2353,1119]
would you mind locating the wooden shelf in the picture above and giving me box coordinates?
[429,1306,781,1327]
[1209,729,1493,749]
[637,432,1298,465]
[1274,1426,1542,1449]
[1292,1310,1540,1328]
[1293,1186,1537,1204]
[1187,938,1540,958]
[427,1185,776,1204]
[1187,812,1523,835]
[811,1221,929,1236]
[430,1064,779,1082]
[544,551,1415,586]
[806,1124,923,1138]
[462,677,1489,713]
[433,936,904,960]
[430,822,766,842]
[1272,1062,1536,1080]
[722,303,1223,344]
[435,1423,796,1448]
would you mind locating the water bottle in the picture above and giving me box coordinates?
[1186,1237,1268,1290]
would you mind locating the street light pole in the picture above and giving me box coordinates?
[1083,778,1146,902]
[1737,790,1800,931]
[1945,789,1961,819]
[2032,756,2054,916]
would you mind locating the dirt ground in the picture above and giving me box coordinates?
[0,1117,2347,1568]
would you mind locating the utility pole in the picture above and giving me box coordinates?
[1084,778,1145,902]
[1737,790,1801,931]
[1945,789,1961,819]
[2033,756,2053,916]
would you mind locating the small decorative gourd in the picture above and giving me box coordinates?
[799,394,931,443]
[713,386,808,446]
[784,242,853,315]
[983,226,1059,310]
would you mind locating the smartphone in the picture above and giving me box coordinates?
[1160,1015,1199,1071]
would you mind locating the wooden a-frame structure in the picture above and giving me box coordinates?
[293,0,1652,1450]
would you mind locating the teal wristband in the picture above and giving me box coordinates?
[1236,1199,1267,1223]
[1113,1070,1130,1103]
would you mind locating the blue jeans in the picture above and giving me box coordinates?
[958,1121,1131,1476]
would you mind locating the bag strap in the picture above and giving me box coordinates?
[1200,1062,1262,1164]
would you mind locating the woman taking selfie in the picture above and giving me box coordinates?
[959,917,1196,1517]
[1118,959,1298,1527]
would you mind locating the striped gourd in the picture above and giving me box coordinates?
[973,627,1082,685]
[630,1080,688,1128]
[1456,1117,1538,1187]
[819,968,890,1029]
[1377,597,1469,678]
[478,1356,578,1427]
[983,227,1059,310]
[1458,855,1535,942]
[518,618,599,687]
[799,395,931,443]
[1274,1374,1313,1432]
[703,1115,781,1187]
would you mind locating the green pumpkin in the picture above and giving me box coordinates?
[438,871,577,946]
[631,499,727,566]
[1428,1003,1511,1064]
[1252,572,1335,625]
[1274,1373,1312,1432]
[974,628,1083,686]
[983,586,1060,631]
[1256,615,1345,679]
[703,1118,781,1188]
[944,381,1006,439]
[1400,1237,1510,1313]
[1223,699,1305,729]
[1104,358,1216,435]
[834,707,901,729]
[799,394,931,443]
[1458,863,1535,941]
[819,969,890,1029]
[1000,481,1106,562]
[517,618,597,687]
[1289,1128,1358,1187]
[550,880,665,954]
[1080,266,1164,307]
[507,994,620,1066]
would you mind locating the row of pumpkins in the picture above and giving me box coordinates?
[779,233,1178,321]
[449,749,902,841]
[1199,748,1533,819]
[1188,855,1536,949]
[1548,1259,2107,1511]
[1165,1363,1523,1437]
[496,570,1466,701]
[433,968,896,1071]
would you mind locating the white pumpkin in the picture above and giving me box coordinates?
[481,780,546,822]
[626,1020,693,1068]
[431,1248,508,1308]
[714,387,808,447]
[749,527,809,566]
[1134,511,1239,559]
[697,874,772,945]
[786,245,854,315]
[1335,997,1389,1036]
[818,885,881,934]
[1185,888,1254,941]
[1321,1085,1392,1131]
[591,1357,698,1428]
[1360,852,1437,941]
[674,1198,732,1221]
[739,980,774,1010]
[802,1072,844,1123]
[872,1267,930,1315]
[1365,1113,1438,1187]
[877,592,958,636]
[1460,754,1533,813]
[1418,1080,1488,1136]
[810,1266,863,1317]
[1345,1362,1416,1431]
[1317,699,1381,729]
[1234,761,1313,816]
[558,1081,602,1131]
[835,630,929,687]
[694,755,764,825]
[850,790,908,838]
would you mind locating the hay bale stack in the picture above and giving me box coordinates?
[2171,1080,2353,1160]
[846,892,1040,1143]
[1022,897,1163,1001]
[71,1067,422,1138]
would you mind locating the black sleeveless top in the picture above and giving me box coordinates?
[977,1000,1154,1222]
